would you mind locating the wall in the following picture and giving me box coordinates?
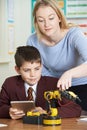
[0,0,87,89]
[0,0,31,88]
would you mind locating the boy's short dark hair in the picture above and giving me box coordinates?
[14,46,41,68]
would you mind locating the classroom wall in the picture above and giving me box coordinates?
[0,0,31,88]
[0,0,87,89]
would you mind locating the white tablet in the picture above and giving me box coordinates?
[11,101,35,113]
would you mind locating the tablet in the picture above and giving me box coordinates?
[11,101,35,113]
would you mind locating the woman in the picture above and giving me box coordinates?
[27,0,87,111]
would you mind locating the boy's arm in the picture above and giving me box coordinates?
[0,81,11,118]
[58,98,82,118]
[0,105,10,118]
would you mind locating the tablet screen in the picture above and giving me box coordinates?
[11,101,35,113]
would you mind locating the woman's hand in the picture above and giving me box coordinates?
[57,71,72,90]
[9,107,25,120]
[57,63,87,90]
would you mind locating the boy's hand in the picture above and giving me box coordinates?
[9,107,25,120]
[32,107,46,114]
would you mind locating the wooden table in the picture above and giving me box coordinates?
[0,118,87,130]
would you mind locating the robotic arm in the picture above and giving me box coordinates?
[44,90,81,103]
[23,90,81,126]
[43,90,81,125]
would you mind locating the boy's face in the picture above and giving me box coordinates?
[15,61,42,86]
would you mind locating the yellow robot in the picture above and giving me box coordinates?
[43,90,81,126]
[23,90,81,125]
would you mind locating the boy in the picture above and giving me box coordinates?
[0,46,81,119]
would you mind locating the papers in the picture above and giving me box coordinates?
[0,123,8,127]
[77,117,87,122]
[79,118,87,121]
[77,110,87,121]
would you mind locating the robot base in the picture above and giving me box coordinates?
[23,114,61,126]
[23,115,43,125]
[43,115,61,126]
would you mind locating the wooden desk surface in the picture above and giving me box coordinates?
[0,118,87,130]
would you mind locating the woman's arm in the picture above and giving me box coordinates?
[57,63,87,90]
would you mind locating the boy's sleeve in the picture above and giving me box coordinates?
[58,97,82,118]
[0,105,10,118]
[0,81,11,118]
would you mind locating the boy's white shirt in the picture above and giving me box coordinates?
[24,82,37,101]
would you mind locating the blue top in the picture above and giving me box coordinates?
[27,27,87,86]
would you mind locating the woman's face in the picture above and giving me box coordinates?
[36,6,61,37]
